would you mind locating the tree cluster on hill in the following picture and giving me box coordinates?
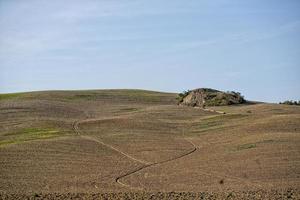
[279,100,300,106]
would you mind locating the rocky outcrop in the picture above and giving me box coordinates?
[178,88,245,107]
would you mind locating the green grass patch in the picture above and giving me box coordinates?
[61,89,176,103]
[117,107,139,112]
[204,113,247,120]
[237,143,256,151]
[0,93,25,101]
[192,120,222,130]
[0,128,63,147]
[229,139,275,152]
[190,114,248,134]
[0,140,18,146]
[259,139,275,144]
[65,94,96,101]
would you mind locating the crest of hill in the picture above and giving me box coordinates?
[178,88,245,107]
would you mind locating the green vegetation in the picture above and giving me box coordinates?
[176,90,191,104]
[279,100,300,106]
[118,108,139,112]
[0,93,24,101]
[65,94,97,101]
[193,120,222,131]
[0,90,176,104]
[0,128,63,147]
[62,89,175,103]
[237,143,256,150]
[205,91,245,106]
[190,114,248,134]
[234,140,275,152]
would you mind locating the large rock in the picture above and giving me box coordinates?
[179,88,245,107]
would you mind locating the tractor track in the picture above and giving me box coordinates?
[73,120,150,165]
[72,108,262,191]
[72,118,197,191]
[115,138,197,190]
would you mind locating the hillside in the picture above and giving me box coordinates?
[0,89,299,199]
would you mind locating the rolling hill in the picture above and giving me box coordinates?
[0,89,299,199]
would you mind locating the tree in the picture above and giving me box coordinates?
[176,90,191,104]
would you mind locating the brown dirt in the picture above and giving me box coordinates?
[0,189,299,200]
[0,90,299,199]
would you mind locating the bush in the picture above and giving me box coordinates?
[176,90,191,104]
[279,100,300,106]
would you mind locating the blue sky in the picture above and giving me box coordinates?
[0,0,299,102]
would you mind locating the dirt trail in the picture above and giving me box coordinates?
[73,120,150,165]
[83,135,150,165]
[72,118,198,191]
[115,138,197,190]
[71,108,260,191]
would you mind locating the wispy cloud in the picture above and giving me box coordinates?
[167,20,300,53]
[50,0,201,22]
[1,1,300,63]
[0,0,201,61]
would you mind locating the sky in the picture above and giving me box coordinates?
[0,0,300,102]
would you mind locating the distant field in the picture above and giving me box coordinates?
[0,90,299,199]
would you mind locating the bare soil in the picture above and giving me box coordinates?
[0,90,299,199]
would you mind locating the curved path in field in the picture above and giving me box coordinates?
[115,137,197,190]
[72,117,197,191]
[72,108,261,191]
[73,120,150,165]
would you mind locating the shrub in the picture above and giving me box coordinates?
[279,100,300,106]
[176,90,191,104]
